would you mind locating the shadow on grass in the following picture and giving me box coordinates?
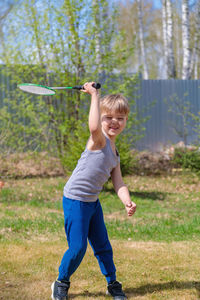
[103,186,170,201]
[69,281,200,298]
[126,280,200,297]
[131,191,168,201]
[69,291,105,298]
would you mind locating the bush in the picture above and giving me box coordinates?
[172,148,200,175]
[116,137,137,176]
[60,119,89,174]
[133,151,172,176]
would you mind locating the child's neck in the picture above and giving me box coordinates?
[102,129,116,143]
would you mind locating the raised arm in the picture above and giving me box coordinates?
[82,82,105,148]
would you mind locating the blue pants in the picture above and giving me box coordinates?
[58,196,116,283]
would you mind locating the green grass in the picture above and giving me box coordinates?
[0,173,200,242]
[0,173,200,299]
[101,175,200,241]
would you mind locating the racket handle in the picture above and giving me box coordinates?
[72,83,101,90]
[92,82,101,89]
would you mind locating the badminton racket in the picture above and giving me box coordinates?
[17,82,101,95]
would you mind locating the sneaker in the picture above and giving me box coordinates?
[106,281,127,299]
[51,280,70,300]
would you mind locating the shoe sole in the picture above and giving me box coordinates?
[106,291,127,300]
[51,282,55,300]
[51,281,68,300]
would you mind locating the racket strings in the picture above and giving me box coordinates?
[18,82,101,95]
[18,85,55,95]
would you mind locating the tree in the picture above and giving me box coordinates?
[0,1,15,22]
[162,0,168,78]
[136,0,149,79]
[165,0,176,78]
[92,0,102,73]
[165,93,193,146]
[182,0,191,79]
[0,0,16,58]
[0,0,144,175]
[190,0,200,79]
[0,0,89,158]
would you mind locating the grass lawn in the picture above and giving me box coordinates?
[0,173,200,299]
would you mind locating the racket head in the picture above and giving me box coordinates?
[18,83,56,95]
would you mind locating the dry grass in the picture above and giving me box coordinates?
[125,173,200,195]
[1,172,200,299]
[0,152,64,179]
[0,239,200,300]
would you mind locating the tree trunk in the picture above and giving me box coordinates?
[64,0,85,82]
[136,0,149,79]
[182,0,191,79]
[166,0,176,78]
[162,0,168,79]
[64,0,85,120]
[92,0,103,74]
[193,0,200,79]
[30,3,44,65]
[0,1,14,62]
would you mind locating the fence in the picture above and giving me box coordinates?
[0,66,200,152]
[135,79,200,151]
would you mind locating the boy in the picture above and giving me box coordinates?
[51,82,136,300]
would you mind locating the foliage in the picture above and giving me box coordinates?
[1,0,200,79]
[191,111,200,145]
[172,147,200,175]
[0,0,149,176]
[0,69,147,175]
[60,118,90,173]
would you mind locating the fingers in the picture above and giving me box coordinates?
[81,82,98,94]
[84,82,94,88]
[126,201,136,216]
[80,82,88,93]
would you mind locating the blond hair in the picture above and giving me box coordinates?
[100,94,130,116]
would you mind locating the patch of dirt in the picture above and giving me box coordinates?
[134,150,174,175]
[105,211,127,221]
[134,142,200,176]
[0,152,65,179]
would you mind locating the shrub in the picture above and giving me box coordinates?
[172,148,200,175]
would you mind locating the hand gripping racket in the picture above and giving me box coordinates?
[17,82,101,95]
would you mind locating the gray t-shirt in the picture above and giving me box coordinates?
[63,136,120,202]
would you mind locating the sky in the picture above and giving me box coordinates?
[118,0,162,9]
[153,0,162,9]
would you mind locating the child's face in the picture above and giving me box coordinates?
[101,110,127,139]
